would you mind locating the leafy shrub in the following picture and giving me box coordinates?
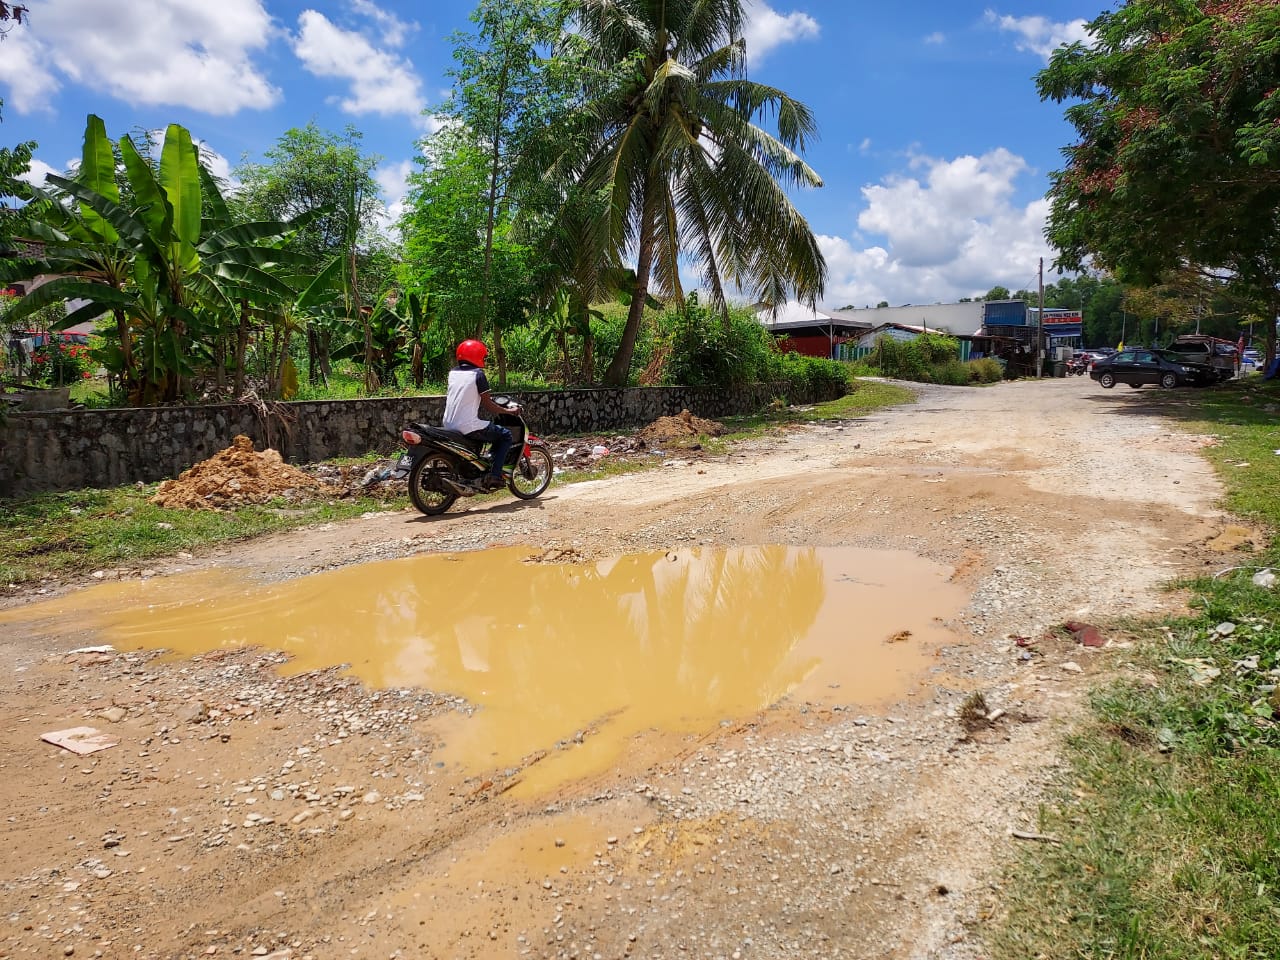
[660,295,780,388]
[933,360,970,386]
[774,351,851,397]
[967,357,1005,383]
[867,332,1003,387]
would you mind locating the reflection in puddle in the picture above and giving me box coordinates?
[1,545,967,793]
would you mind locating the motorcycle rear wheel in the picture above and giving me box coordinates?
[408,453,460,516]
[508,444,553,500]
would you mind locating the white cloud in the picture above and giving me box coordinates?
[17,157,65,189]
[858,137,873,154]
[813,148,1054,309]
[350,0,416,48]
[742,0,820,66]
[293,10,426,121]
[0,27,60,114]
[924,31,946,45]
[0,0,279,115]
[984,9,1090,61]
[374,158,414,234]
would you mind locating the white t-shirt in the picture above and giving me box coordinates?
[442,363,490,434]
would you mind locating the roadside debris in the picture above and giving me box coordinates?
[151,435,325,509]
[1064,620,1107,648]
[40,726,120,755]
[1011,829,1061,844]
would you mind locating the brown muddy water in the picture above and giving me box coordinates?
[2,546,968,794]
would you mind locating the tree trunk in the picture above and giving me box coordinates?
[604,179,658,387]
[481,63,510,386]
[559,324,571,386]
[111,306,135,397]
[1268,290,1279,367]
[307,325,319,384]
[494,326,508,388]
[233,299,249,397]
[411,342,424,388]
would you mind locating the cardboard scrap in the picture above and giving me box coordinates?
[40,726,120,756]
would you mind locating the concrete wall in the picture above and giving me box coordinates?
[0,381,843,498]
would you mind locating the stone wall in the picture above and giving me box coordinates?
[0,381,843,498]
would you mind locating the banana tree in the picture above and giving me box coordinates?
[3,115,303,404]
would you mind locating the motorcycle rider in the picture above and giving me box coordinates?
[442,339,520,491]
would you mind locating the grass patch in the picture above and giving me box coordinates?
[0,486,397,585]
[991,376,1280,959]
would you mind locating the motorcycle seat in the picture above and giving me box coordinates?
[416,424,484,452]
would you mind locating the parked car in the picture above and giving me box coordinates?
[1089,348,1214,389]
[1162,335,1237,382]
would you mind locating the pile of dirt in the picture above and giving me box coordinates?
[638,409,726,443]
[151,435,327,510]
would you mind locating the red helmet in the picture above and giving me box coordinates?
[456,339,488,367]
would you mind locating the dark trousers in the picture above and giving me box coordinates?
[469,422,513,478]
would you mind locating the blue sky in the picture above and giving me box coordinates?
[1,0,1099,316]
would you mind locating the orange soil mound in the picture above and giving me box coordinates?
[637,409,726,443]
[150,435,325,510]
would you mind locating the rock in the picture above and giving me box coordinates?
[1253,569,1277,589]
[178,701,208,724]
[1214,622,1236,638]
[1061,661,1083,674]
[361,791,381,805]
[102,706,127,723]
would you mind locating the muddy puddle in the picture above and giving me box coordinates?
[2,545,967,794]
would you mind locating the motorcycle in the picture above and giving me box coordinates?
[396,398,554,516]
[1066,355,1090,376]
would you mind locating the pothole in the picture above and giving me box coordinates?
[3,545,968,794]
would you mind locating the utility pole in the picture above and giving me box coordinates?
[1036,257,1045,378]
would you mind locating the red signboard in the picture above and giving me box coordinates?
[1043,311,1082,324]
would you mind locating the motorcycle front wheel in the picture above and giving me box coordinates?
[508,444,553,500]
[408,453,460,516]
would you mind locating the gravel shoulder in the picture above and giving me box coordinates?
[0,378,1241,960]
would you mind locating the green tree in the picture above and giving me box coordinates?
[236,123,387,383]
[399,128,543,384]
[1038,0,1280,360]
[438,0,576,385]
[546,0,827,386]
[983,286,1011,301]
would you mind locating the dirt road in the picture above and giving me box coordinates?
[0,378,1240,960]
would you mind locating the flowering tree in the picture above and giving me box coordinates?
[1038,0,1280,360]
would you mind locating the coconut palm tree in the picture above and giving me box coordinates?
[549,0,827,386]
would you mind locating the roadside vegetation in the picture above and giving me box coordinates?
[991,375,1280,959]
[851,332,1006,386]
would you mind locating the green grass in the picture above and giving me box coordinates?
[0,486,398,586]
[991,376,1280,960]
